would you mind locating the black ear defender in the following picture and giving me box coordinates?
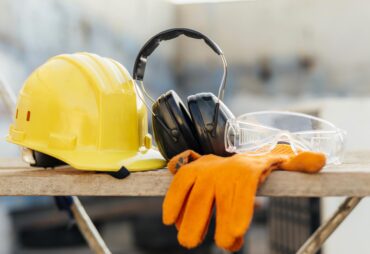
[133,28,235,160]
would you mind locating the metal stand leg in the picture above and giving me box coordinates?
[296,197,362,254]
[71,196,111,254]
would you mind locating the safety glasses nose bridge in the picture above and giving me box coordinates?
[274,131,317,153]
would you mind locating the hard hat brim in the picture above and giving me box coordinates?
[8,136,166,172]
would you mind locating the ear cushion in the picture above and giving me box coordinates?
[188,93,234,157]
[152,90,201,160]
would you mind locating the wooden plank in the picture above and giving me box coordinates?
[0,152,369,197]
[0,166,173,196]
[259,166,370,197]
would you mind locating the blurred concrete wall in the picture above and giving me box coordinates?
[176,0,370,114]
[2,0,370,118]
[0,0,176,157]
[2,0,370,113]
[0,0,176,92]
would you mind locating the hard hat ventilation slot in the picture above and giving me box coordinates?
[15,109,18,119]
[26,111,31,121]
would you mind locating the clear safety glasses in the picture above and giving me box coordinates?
[225,111,346,164]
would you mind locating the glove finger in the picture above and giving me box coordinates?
[177,178,215,248]
[175,193,187,230]
[229,174,259,237]
[163,164,197,225]
[175,209,184,231]
[281,151,326,173]
[176,197,213,243]
[226,237,244,252]
[216,157,281,240]
[228,157,283,237]
[214,178,235,249]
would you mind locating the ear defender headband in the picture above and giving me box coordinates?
[133,28,234,160]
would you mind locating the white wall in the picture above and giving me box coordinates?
[315,99,370,254]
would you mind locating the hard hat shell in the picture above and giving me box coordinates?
[8,52,166,172]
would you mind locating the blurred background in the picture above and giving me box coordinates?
[1,0,370,253]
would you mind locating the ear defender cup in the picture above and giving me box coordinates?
[152,90,202,160]
[188,93,235,157]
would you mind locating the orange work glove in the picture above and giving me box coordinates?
[162,144,326,251]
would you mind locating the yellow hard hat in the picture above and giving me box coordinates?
[8,52,166,172]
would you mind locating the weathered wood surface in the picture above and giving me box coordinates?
[0,151,369,197]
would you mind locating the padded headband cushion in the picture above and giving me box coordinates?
[152,90,201,160]
[188,93,235,157]
[31,151,66,168]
